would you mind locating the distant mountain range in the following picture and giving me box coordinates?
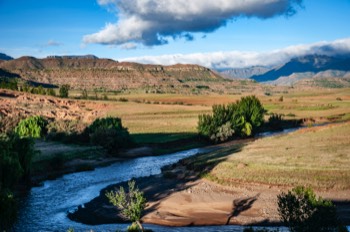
[251,55,350,82]
[0,53,14,61]
[218,54,350,87]
[1,52,349,90]
[220,66,270,79]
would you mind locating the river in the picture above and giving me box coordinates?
[14,129,305,232]
[15,148,263,231]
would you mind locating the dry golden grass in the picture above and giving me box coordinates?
[94,88,350,135]
[206,122,350,190]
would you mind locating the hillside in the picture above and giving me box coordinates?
[0,56,226,93]
[251,55,350,82]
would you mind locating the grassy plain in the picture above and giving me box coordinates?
[182,122,350,190]
[98,88,350,135]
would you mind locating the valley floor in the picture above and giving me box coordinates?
[70,123,350,227]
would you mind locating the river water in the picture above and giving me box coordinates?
[15,148,263,231]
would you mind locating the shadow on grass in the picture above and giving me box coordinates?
[131,132,208,155]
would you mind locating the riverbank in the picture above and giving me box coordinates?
[69,123,350,227]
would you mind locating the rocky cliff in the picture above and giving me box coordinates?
[0,56,223,91]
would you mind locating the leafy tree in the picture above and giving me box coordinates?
[59,84,70,98]
[106,180,146,232]
[232,96,265,137]
[277,186,344,232]
[0,134,36,230]
[86,117,133,154]
[198,96,265,142]
[14,115,48,138]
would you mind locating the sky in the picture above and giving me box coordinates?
[1,0,350,69]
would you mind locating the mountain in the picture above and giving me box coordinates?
[0,56,225,92]
[220,66,270,79]
[0,53,14,61]
[267,70,350,87]
[251,55,350,82]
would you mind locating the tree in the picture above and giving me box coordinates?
[232,95,265,137]
[198,96,265,142]
[59,84,70,98]
[86,117,133,154]
[277,186,343,232]
[106,180,146,232]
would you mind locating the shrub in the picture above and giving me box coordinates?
[233,96,265,136]
[277,186,342,232]
[87,117,133,154]
[14,116,48,138]
[0,134,23,189]
[47,88,56,96]
[59,84,70,98]
[198,96,265,142]
[106,180,146,232]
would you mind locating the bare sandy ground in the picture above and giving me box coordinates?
[69,169,350,227]
[143,178,350,226]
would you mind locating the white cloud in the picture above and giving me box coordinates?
[46,40,62,47]
[84,0,302,47]
[118,38,350,69]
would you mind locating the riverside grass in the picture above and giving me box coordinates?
[198,122,350,190]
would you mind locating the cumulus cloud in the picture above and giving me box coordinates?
[118,38,350,69]
[84,0,302,47]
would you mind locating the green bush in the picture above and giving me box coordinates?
[59,84,70,98]
[14,115,48,138]
[277,186,344,232]
[106,180,146,232]
[87,117,133,154]
[198,96,265,142]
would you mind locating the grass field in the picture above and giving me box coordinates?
[96,88,350,137]
[186,122,350,190]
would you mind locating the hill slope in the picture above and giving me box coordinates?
[0,56,224,92]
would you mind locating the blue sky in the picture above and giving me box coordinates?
[1,0,350,68]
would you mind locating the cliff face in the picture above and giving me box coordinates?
[0,57,223,91]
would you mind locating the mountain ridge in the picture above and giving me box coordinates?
[0,56,225,92]
[251,54,350,82]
